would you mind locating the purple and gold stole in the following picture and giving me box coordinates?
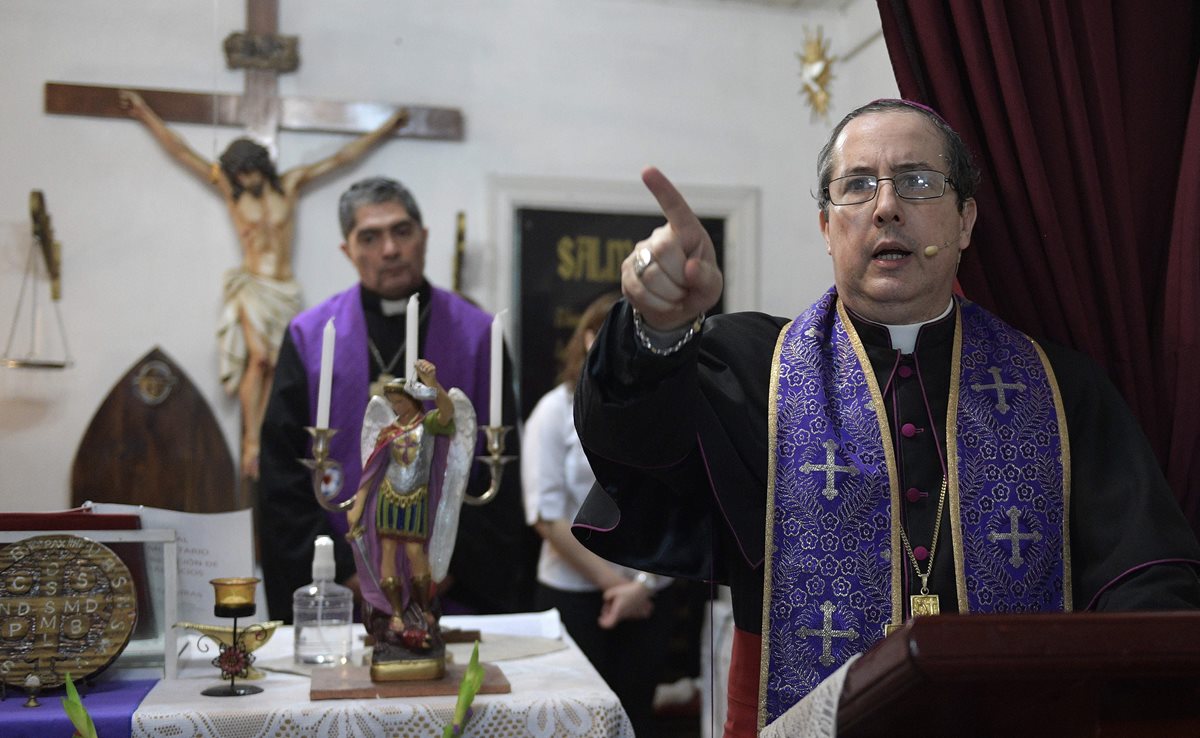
[760,288,1071,726]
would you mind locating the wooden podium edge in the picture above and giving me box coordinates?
[837,612,1200,734]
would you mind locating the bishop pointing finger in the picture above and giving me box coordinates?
[623,167,724,332]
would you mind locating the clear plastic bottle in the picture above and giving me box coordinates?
[293,535,354,665]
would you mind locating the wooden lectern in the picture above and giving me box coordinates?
[838,612,1200,737]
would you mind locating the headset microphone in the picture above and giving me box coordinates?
[923,238,956,258]
[925,227,968,258]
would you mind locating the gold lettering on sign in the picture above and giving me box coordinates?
[556,236,635,283]
[554,307,580,330]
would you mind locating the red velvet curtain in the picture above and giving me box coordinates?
[876,0,1200,534]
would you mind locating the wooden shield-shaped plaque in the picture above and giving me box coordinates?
[70,347,239,512]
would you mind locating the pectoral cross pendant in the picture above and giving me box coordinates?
[910,593,940,616]
[910,574,940,617]
[369,372,395,399]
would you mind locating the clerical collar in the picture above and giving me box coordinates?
[883,301,954,354]
[848,300,955,354]
[360,281,431,317]
[381,298,408,316]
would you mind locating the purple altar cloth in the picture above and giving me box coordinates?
[1,678,157,738]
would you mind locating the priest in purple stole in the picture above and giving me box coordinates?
[258,177,535,625]
[573,101,1200,736]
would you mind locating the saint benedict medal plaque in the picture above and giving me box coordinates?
[0,534,138,688]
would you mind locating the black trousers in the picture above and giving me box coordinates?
[535,582,676,736]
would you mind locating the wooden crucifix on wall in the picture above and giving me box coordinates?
[44,0,464,483]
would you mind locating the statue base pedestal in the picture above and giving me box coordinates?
[309,662,510,700]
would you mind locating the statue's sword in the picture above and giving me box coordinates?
[346,527,383,593]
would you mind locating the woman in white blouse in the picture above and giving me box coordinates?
[522,292,673,736]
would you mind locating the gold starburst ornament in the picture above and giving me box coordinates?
[797,27,835,120]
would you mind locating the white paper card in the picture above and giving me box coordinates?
[90,502,261,626]
[442,608,563,639]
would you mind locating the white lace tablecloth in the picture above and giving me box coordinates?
[132,611,634,738]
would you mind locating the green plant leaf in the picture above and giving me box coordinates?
[442,641,484,737]
[61,674,98,738]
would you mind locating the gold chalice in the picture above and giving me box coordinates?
[175,620,283,680]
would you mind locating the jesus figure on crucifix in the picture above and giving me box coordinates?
[118,89,407,479]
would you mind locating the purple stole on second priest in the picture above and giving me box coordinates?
[289,283,494,539]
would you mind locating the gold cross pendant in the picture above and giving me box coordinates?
[910,593,940,617]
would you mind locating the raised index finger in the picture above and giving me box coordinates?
[642,166,702,235]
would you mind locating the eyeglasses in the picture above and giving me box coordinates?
[824,170,954,206]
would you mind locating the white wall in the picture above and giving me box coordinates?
[0,0,896,511]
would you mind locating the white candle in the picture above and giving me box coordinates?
[316,317,335,428]
[406,293,419,382]
[490,312,504,426]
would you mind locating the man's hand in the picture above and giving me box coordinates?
[117,89,150,121]
[623,167,724,331]
[385,107,410,132]
[598,580,654,629]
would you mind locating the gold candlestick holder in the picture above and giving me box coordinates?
[202,578,264,697]
[300,426,353,511]
[468,425,516,506]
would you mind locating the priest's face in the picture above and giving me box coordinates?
[342,201,428,300]
[819,111,976,325]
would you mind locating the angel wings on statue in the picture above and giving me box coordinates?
[345,358,476,681]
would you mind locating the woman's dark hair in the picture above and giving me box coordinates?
[560,292,620,391]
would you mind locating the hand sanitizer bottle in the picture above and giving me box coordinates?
[293,535,353,665]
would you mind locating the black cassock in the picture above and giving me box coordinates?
[574,299,1200,640]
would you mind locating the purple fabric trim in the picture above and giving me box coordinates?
[1084,557,1200,611]
[567,439,700,536]
[697,433,759,570]
[0,677,156,738]
[571,431,760,567]
[869,97,948,123]
[576,442,692,472]
[910,352,949,483]
[572,520,616,533]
